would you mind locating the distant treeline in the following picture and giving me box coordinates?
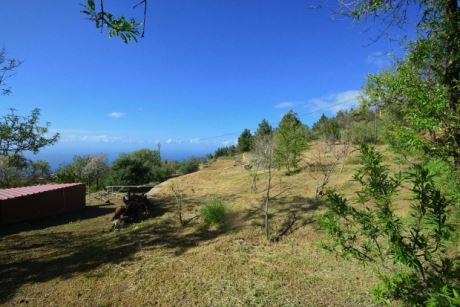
[52,150,205,191]
[1,149,205,191]
[213,107,381,159]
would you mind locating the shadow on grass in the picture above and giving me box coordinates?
[0,204,115,237]
[243,195,324,236]
[0,196,229,304]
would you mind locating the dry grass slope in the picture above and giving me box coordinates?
[0,144,409,306]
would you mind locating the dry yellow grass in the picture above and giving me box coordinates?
[0,144,411,306]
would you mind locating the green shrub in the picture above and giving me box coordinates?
[320,145,458,305]
[179,158,201,175]
[201,199,227,227]
[425,158,460,203]
[214,146,237,159]
[344,120,380,144]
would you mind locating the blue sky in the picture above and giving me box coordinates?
[0,0,407,165]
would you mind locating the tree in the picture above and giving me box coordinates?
[170,182,185,226]
[253,134,277,239]
[0,155,26,188]
[312,114,329,138]
[55,155,92,184]
[245,163,258,192]
[109,149,169,185]
[0,49,21,95]
[178,158,200,175]
[28,160,51,184]
[340,0,460,168]
[0,157,50,188]
[0,108,59,157]
[308,141,352,199]
[132,148,161,168]
[0,108,59,188]
[237,129,253,153]
[110,153,152,185]
[82,154,109,190]
[320,145,457,305]
[274,111,309,174]
[213,146,237,159]
[254,119,273,139]
[245,121,274,192]
[312,114,342,142]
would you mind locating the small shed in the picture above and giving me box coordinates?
[0,183,86,224]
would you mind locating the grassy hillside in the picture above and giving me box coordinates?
[0,144,411,306]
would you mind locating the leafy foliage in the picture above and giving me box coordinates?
[345,120,379,145]
[55,155,91,184]
[0,157,52,188]
[178,157,201,175]
[312,114,340,142]
[0,108,59,188]
[201,198,227,228]
[274,111,309,174]
[109,149,162,185]
[0,155,27,188]
[54,150,203,189]
[320,145,458,305]
[82,154,110,190]
[364,57,459,164]
[310,109,381,145]
[0,108,59,157]
[237,129,254,153]
[55,154,109,191]
[254,119,273,139]
[352,0,460,168]
[213,145,237,159]
[81,0,145,43]
[27,160,51,183]
[0,48,21,95]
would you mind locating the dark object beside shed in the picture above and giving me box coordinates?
[0,183,86,224]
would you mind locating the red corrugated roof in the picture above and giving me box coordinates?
[0,183,84,201]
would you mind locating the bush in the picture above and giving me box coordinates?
[179,158,200,175]
[344,120,379,144]
[201,199,226,227]
[320,145,458,305]
[110,153,152,185]
[425,158,460,204]
[110,149,167,185]
[213,146,237,159]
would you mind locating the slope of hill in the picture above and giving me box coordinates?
[0,145,406,306]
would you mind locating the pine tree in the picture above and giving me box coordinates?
[274,111,309,174]
[237,129,254,153]
[254,119,273,139]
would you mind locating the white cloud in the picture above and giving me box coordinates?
[165,138,183,145]
[80,135,112,143]
[189,138,201,144]
[274,102,295,109]
[59,132,120,143]
[308,90,362,113]
[367,51,392,69]
[108,112,124,118]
